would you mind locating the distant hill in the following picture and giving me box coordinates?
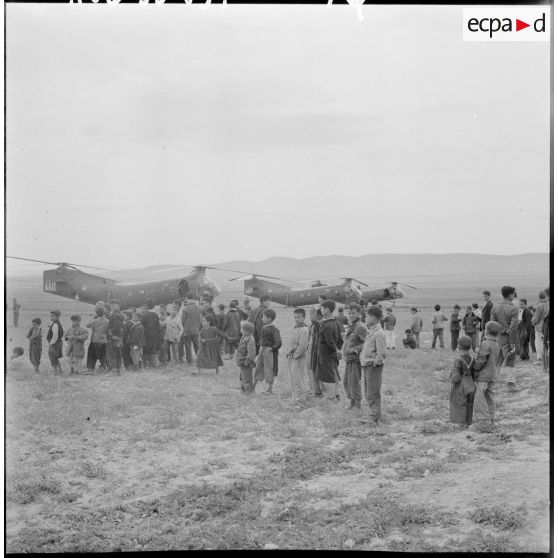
[7,253,549,282]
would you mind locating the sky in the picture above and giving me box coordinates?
[6,3,550,272]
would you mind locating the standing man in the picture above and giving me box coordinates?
[480,290,493,342]
[491,285,519,390]
[106,299,124,375]
[531,291,549,365]
[317,300,344,402]
[410,307,422,348]
[181,292,201,365]
[12,298,21,328]
[248,294,271,354]
[431,305,448,350]
[517,299,533,361]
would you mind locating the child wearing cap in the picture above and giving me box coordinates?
[449,335,475,427]
[472,321,500,425]
[450,305,462,352]
[64,314,89,375]
[27,318,43,372]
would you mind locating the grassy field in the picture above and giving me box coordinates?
[5,274,550,552]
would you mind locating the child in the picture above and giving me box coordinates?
[158,304,169,364]
[342,303,368,411]
[107,300,124,374]
[47,310,64,374]
[472,321,500,426]
[26,318,42,372]
[121,311,134,370]
[449,336,475,427]
[86,306,109,373]
[9,347,25,372]
[64,314,89,375]
[254,309,282,395]
[165,304,184,365]
[449,305,462,352]
[286,308,310,408]
[197,314,229,374]
[409,307,423,348]
[222,301,242,359]
[431,305,448,350]
[462,306,480,350]
[237,321,257,393]
[402,329,417,349]
[336,306,349,329]
[216,304,227,355]
[359,306,387,425]
[382,307,396,350]
[127,312,146,371]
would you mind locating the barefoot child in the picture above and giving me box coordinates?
[449,336,475,427]
[26,318,42,372]
[197,314,229,374]
[286,308,310,408]
[237,321,257,393]
[64,315,89,375]
[472,321,500,426]
[254,309,282,395]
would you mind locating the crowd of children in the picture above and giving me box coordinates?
[10,285,550,429]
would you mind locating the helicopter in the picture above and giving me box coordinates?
[229,275,417,306]
[7,256,274,310]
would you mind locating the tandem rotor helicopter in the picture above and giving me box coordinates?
[7,257,417,309]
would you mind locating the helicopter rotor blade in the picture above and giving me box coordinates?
[340,277,369,287]
[397,282,418,290]
[7,256,117,273]
[203,267,283,281]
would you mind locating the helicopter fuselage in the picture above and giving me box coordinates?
[242,278,404,306]
[42,267,217,309]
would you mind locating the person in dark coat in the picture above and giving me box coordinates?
[122,311,133,370]
[449,336,475,426]
[317,300,344,401]
[222,301,242,358]
[342,303,368,410]
[139,298,160,368]
[47,310,64,373]
[127,312,146,370]
[196,314,229,374]
[27,317,42,372]
[480,290,493,342]
[517,298,533,361]
[248,294,271,354]
[254,309,282,394]
[238,298,252,321]
[307,307,323,397]
[450,305,462,352]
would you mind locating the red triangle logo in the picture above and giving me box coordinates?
[516,19,530,31]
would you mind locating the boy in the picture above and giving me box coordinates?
[254,309,282,395]
[480,290,493,342]
[216,303,227,355]
[449,336,475,427]
[165,304,184,365]
[47,310,64,374]
[409,307,422,348]
[517,299,533,360]
[431,305,448,350]
[140,298,161,368]
[382,307,396,350]
[317,300,344,402]
[449,305,462,352]
[64,314,89,375]
[86,306,109,372]
[27,318,42,372]
[121,311,134,370]
[342,303,368,410]
[491,285,519,389]
[249,295,272,354]
[359,306,387,425]
[336,306,349,329]
[107,300,124,375]
[222,301,242,359]
[237,321,257,393]
[462,306,480,350]
[127,311,146,370]
[402,329,417,349]
[181,293,201,365]
[286,308,310,408]
[473,321,500,425]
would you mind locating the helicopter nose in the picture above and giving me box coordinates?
[396,288,405,298]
